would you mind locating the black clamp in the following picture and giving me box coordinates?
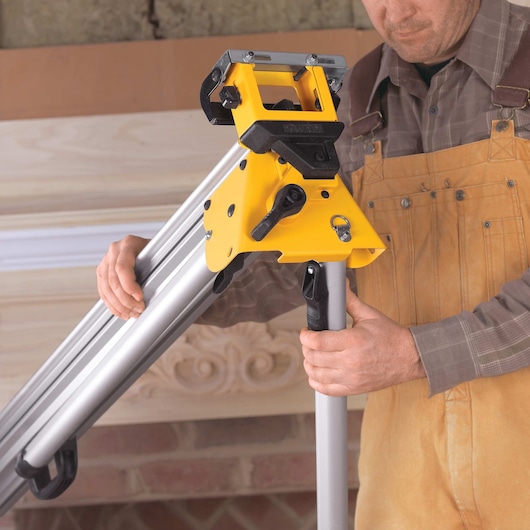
[16,438,78,500]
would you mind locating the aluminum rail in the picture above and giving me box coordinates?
[0,143,252,516]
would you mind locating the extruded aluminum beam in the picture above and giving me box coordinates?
[0,142,253,515]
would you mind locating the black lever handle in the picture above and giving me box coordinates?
[251,184,306,241]
[302,261,328,331]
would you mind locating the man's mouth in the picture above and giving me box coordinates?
[388,23,429,39]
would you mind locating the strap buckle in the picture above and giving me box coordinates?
[493,84,530,120]
[350,111,383,140]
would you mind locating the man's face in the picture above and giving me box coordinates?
[361,0,481,64]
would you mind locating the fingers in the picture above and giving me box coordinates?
[299,327,350,355]
[300,328,358,396]
[300,310,425,395]
[303,358,354,397]
[96,235,149,319]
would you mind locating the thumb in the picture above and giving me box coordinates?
[345,286,371,324]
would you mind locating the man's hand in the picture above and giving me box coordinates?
[96,235,150,319]
[300,287,426,396]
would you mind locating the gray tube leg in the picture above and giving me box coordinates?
[316,261,348,529]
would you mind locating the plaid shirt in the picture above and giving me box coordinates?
[335,0,530,394]
[337,0,530,175]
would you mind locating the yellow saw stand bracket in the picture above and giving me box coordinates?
[200,51,385,273]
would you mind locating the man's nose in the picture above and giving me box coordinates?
[383,0,417,26]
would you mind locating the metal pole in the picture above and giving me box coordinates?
[316,260,348,530]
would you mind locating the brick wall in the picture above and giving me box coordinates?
[0,512,15,530]
[11,411,363,529]
[15,492,360,530]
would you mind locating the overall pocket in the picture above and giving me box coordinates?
[455,180,528,309]
[355,179,527,326]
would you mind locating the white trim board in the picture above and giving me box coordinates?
[0,222,163,271]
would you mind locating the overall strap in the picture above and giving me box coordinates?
[493,29,530,110]
[347,44,384,138]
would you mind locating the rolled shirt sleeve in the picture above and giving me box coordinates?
[411,268,530,395]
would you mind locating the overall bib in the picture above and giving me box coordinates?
[352,122,530,529]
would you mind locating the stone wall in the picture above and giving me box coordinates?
[0,0,372,48]
[3,0,529,50]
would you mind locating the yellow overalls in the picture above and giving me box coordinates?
[352,121,530,529]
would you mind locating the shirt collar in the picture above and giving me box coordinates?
[364,0,513,110]
[456,0,511,90]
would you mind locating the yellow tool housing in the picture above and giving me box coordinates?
[203,52,385,272]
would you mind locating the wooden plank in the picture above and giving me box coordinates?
[0,110,235,215]
[0,29,381,120]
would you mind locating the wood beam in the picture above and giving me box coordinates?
[0,29,381,120]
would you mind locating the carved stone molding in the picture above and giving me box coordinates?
[123,322,305,399]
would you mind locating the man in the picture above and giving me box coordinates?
[97,0,530,526]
